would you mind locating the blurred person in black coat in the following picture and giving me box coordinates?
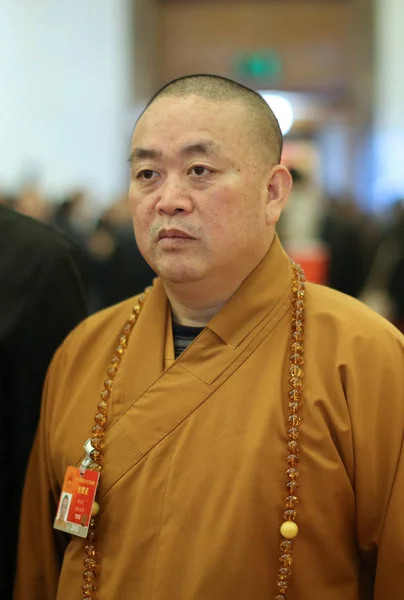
[0,205,88,598]
[87,196,155,311]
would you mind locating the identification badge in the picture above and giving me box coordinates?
[54,466,100,538]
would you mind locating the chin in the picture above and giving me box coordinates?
[161,271,202,285]
[156,262,203,285]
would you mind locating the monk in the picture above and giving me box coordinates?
[54,495,70,531]
[14,75,404,600]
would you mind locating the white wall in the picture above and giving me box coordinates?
[373,0,404,208]
[0,0,134,204]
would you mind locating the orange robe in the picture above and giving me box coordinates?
[14,237,404,599]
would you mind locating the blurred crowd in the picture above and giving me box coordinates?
[0,185,155,313]
[1,179,403,332]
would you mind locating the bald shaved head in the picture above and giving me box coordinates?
[142,74,283,164]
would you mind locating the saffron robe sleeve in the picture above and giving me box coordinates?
[13,239,404,600]
[303,289,404,599]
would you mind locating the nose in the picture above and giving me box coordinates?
[155,176,192,216]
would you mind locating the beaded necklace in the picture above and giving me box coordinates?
[79,262,305,600]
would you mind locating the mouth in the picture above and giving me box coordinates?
[157,228,195,241]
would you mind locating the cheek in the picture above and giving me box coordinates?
[203,186,261,237]
[129,193,154,229]
[127,185,137,214]
[200,199,229,239]
[198,199,247,257]
[130,209,153,256]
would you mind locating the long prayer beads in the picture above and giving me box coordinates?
[78,263,305,600]
[275,263,306,600]
[80,288,151,599]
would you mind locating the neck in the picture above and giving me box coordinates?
[163,264,256,327]
[168,293,226,327]
[162,235,276,327]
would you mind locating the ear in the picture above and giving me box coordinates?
[265,165,293,225]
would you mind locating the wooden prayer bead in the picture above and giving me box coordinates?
[287,440,300,454]
[276,580,288,592]
[280,521,299,540]
[88,530,97,543]
[288,414,302,427]
[83,557,98,570]
[84,545,98,557]
[280,540,293,553]
[82,582,96,596]
[100,389,111,401]
[279,554,293,566]
[90,437,105,451]
[287,454,299,466]
[288,401,300,413]
[103,379,113,390]
[91,501,100,516]
[284,509,297,521]
[287,481,299,493]
[286,468,299,481]
[279,567,292,578]
[90,449,102,463]
[97,400,108,414]
[108,366,118,379]
[287,427,300,440]
[288,388,301,401]
[285,495,298,508]
[92,424,105,437]
[94,413,107,427]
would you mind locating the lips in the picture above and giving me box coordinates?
[157,228,194,240]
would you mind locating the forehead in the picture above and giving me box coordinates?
[132,95,251,153]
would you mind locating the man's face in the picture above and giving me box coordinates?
[129,95,277,287]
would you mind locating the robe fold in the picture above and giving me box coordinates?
[14,236,404,600]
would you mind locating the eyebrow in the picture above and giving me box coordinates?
[180,141,220,157]
[129,148,162,164]
[129,141,220,165]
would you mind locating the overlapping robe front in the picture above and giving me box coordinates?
[14,237,404,599]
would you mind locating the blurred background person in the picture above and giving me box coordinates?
[279,167,324,251]
[0,205,88,598]
[367,198,404,330]
[278,166,329,287]
[53,189,96,246]
[13,184,51,223]
[320,195,378,299]
[86,194,155,311]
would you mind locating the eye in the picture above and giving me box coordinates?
[136,169,159,180]
[190,165,210,176]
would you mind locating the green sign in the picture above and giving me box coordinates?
[233,50,282,80]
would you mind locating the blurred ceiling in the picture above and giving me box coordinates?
[134,0,373,135]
